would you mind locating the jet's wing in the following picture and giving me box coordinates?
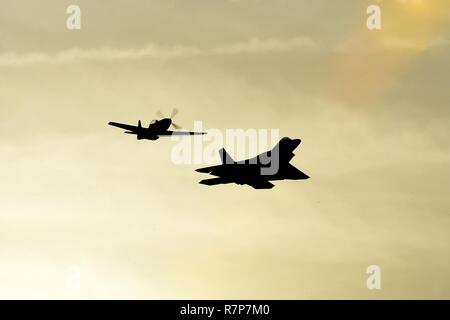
[199,176,274,189]
[199,177,231,186]
[247,180,275,189]
[285,163,310,180]
[160,131,207,136]
[108,122,139,132]
[195,166,220,174]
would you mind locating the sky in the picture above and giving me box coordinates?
[0,0,449,299]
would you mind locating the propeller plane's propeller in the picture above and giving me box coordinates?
[156,108,182,129]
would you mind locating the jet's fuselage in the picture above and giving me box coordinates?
[205,162,308,182]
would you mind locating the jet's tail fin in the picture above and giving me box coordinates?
[138,120,142,128]
[219,148,234,164]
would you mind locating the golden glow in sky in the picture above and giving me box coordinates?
[0,0,449,299]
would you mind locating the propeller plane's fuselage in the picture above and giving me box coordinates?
[137,118,172,140]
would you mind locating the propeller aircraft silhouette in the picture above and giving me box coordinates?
[108,109,206,140]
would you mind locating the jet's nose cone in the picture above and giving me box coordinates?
[280,137,301,149]
[287,138,301,150]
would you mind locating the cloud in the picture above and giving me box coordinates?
[0,36,318,67]
[334,35,450,54]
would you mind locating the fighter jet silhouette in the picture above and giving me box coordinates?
[108,109,206,140]
[196,137,309,189]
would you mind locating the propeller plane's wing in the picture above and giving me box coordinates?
[108,122,139,132]
[161,130,207,136]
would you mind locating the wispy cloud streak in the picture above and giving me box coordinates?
[0,37,318,67]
